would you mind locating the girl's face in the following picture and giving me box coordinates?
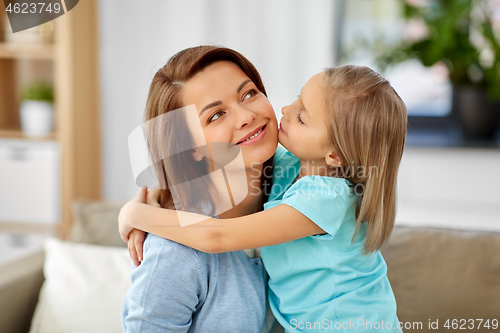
[279,72,333,162]
[182,61,278,168]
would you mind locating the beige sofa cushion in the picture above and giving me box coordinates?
[69,200,126,247]
[0,251,44,333]
[382,227,500,330]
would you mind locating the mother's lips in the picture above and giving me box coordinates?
[236,124,267,144]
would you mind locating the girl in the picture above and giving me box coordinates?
[120,65,407,332]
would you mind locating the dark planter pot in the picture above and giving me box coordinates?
[452,85,499,141]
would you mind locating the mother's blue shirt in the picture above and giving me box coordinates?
[122,233,266,332]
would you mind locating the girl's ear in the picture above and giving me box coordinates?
[325,151,342,167]
[192,150,204,162]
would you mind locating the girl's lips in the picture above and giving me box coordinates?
[279,123,287,135]
[237,124,267,146]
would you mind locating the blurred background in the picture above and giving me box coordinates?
[0,1,500,332]
[0,0,499,234]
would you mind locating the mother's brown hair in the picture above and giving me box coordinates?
[144,46,272,210]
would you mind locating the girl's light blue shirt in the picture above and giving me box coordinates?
[260,146,401,333]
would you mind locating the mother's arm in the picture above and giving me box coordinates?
[122,234,205,332]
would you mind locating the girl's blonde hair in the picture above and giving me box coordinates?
[323,65,407,253]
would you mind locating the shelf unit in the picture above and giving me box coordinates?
[0,1,102,238]
[0,42,55,60]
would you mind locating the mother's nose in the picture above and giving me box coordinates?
[234,106,256,128]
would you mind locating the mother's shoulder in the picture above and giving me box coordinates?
[144,233,206,263]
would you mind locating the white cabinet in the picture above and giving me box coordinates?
[0,139,60,223]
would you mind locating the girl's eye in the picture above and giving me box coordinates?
[243,89,257,101]
[297,113,304,124]
[209,110,225,123]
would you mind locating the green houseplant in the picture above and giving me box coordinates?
[22,81,54,103]
[20,81,55,137]
[377,0,500,140]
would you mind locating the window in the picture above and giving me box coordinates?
[337,0,500,146]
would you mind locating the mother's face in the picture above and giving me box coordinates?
[182,61,278,168]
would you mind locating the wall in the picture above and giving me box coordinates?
[98,0,336,201]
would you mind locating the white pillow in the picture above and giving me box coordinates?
[30,238,131,333]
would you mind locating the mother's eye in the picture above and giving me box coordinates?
[208,110,225,123]
[243,89,258,101]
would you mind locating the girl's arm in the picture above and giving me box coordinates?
[119,190,325,253]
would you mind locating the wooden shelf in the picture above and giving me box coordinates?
[0,42,55,60]
[0,221,58,236]
[0,0,101,238]
[0,129,57,141]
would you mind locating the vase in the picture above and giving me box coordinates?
[20,100,54,137]
[452,85,499,141]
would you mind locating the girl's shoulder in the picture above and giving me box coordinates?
[273,145,299,168]
[278,176,357,237]
[273,144,289,161]
[290,176,354,198]
[269,146,301,201]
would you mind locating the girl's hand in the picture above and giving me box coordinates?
[146,188,161,208]
[126,189,161,266]
[128,229,146,266]
[118,187,148,242]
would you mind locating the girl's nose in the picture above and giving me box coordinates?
[281,104,291,118]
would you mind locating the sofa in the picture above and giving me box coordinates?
[1,200,499,333]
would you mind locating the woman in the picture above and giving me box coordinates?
[121,46,279,332]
